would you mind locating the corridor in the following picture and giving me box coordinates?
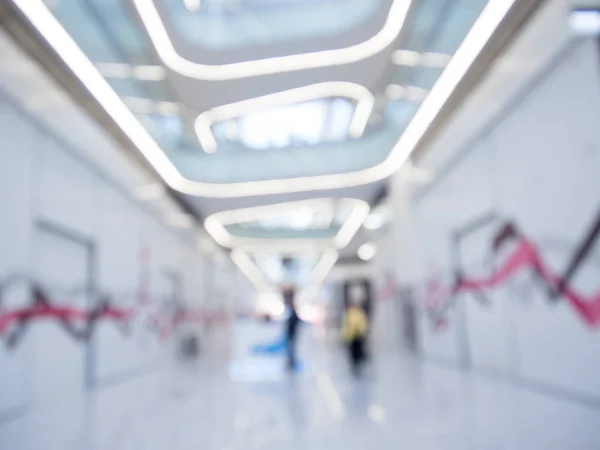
[1,0,600,448]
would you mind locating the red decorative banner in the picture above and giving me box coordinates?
[425,216,600,330]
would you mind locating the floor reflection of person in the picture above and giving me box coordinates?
[283,286,300,372]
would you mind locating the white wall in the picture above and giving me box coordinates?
[370,227,402,350]
[0,92,235,417]
[393,40,600,398]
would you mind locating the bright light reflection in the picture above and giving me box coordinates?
[255,290,285,318]
[298,304,324,323]
[236,100,353,150]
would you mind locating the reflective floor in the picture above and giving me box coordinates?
[2,338,600,450]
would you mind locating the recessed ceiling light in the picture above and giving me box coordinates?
[358,243,376,261]
[569,8,600,35]
[183,0,202,12]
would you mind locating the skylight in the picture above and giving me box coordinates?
[213,99,354,150]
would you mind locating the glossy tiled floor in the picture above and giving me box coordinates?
[2,333,600,450]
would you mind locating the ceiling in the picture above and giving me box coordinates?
[0,0,544,290]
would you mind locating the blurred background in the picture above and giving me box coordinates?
[0,0,599,449]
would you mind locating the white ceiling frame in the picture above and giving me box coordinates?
[132,0,412,80]
[205,198,369,250]
[12,0,520,197]
[195,82,374,153]
[230,248,269,290]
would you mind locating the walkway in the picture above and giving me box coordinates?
[1,344,600,450]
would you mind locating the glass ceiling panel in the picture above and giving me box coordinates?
[212,98,354,150]
[42,0,201,153]
[410,67,445,91]
[402,0,445,51]
[162,0,383,51]
[427,1,490,54]
[386,0,489,125]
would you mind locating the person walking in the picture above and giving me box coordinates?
[342,298,368,376]
[283,286,301,372]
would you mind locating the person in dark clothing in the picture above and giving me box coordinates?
[283,286,300,372]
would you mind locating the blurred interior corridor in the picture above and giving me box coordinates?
[1,0,600,448]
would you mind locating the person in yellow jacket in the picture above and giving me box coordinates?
[342,301,368,376]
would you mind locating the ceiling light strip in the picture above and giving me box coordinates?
[132,0,413,80]
[310,249,339,288]
[11,0,192,192]
[333,201,370,248]
[231,249,269,290]
[233,249,339,294]
[204,199,369,250]
[195,82,374,153]
[13,0,519,197]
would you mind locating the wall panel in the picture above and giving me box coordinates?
[492,41,600,396]
[0,94,226,418]
[0,101,37,415]
[407,40,600,397]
